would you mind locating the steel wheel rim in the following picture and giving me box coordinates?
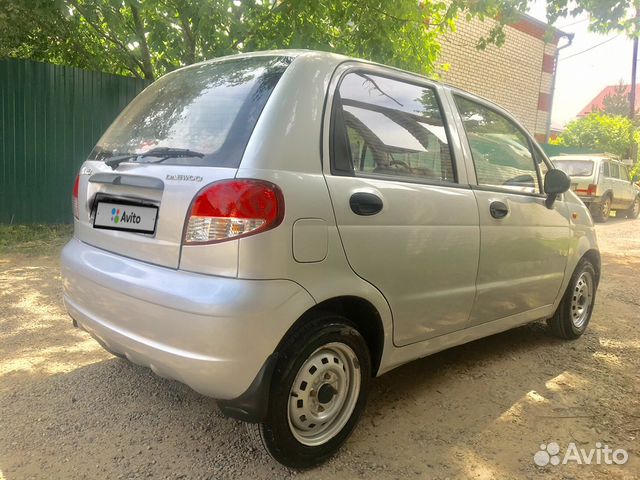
[602,198,611,217]
[571,271,593,328]
[287,342,361,446]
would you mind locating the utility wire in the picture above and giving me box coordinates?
[557,17,589,29]
[559,35,621,61]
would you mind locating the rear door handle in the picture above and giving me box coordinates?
[489,200,509,219]
[350,192,383,216]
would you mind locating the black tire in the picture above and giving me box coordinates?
[247,313,371,469]
[547,259,597,340]
[590,195,611,222]
[623,196,640,219]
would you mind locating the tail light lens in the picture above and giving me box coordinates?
[184,179,284,244]
[72,174,80,219]
[576,184,598,196]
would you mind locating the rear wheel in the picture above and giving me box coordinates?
[548,259,597,339]
[247,313,371,468]
[590,196,611,222]
[623,196,640,219]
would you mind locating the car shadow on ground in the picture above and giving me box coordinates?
[1,320,586,479]
[2,249,638,479]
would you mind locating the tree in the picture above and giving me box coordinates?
[591,81,632,117]
[1,0,241,80]
[0,0,113,73]
[552,114,635,159]
[539,0,639,35]
[2,0,639,82]
[0,0,531,81]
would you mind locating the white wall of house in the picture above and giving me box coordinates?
[438,15,560,142]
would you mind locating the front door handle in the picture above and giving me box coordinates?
[350,192,383,216]
[489,200,509,219]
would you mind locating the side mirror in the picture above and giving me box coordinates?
[544,169,571,208]
[632,175,638,183]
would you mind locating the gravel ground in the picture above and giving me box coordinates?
[1,219,639,479]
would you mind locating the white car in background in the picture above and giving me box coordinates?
[552,155,640,222]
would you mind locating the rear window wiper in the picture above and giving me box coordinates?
[137,147,205,164]
[104,153,139,170]
[105,147,205,170]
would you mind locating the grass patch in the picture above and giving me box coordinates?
[0,224,73,256]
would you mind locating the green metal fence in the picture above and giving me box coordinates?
[540,144,603,158]
[0,59,149,224]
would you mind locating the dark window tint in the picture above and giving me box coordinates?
[89,56,291,167]
[601,161,610,177]
[456,96,541,194]
[333,72,454,183]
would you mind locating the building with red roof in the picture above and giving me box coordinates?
[578,84,639,117]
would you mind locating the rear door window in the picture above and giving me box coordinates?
[89,56,291,167]
[619,165,630,181]
[332,72,455,183]
[610,163,620,179]
[601,161,610,177]
[455,95,541,194]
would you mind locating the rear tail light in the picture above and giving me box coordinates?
[72,174,80,219]
[184,179,284,244]
[576,184,597,196]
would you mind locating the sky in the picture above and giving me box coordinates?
[526,1,633,127]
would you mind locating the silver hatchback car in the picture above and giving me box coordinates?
[62,50,600,468]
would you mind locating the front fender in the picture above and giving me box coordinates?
[552,200,600,312]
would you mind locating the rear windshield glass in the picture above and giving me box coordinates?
[88,56,292,167]
[552,160,594,177]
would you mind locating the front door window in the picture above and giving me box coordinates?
[455,96,542,194]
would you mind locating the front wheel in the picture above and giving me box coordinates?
[547,259,597,339]
[247,314,371,468]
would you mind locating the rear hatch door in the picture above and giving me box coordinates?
[73,55,292,269]
[75,163,235,268]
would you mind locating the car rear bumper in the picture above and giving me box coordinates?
[574,194,601,206]
[61,238,315,400]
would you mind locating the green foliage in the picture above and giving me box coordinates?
[548,135,562,146]
[544,0,640,37]
[0,224,73,256]
[553,114,636,159]
[2,1,638,81]
[0,0,535,80]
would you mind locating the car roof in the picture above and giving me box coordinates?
[551,155,620,162]
[164,49,537,140]
[192,49,502,106]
